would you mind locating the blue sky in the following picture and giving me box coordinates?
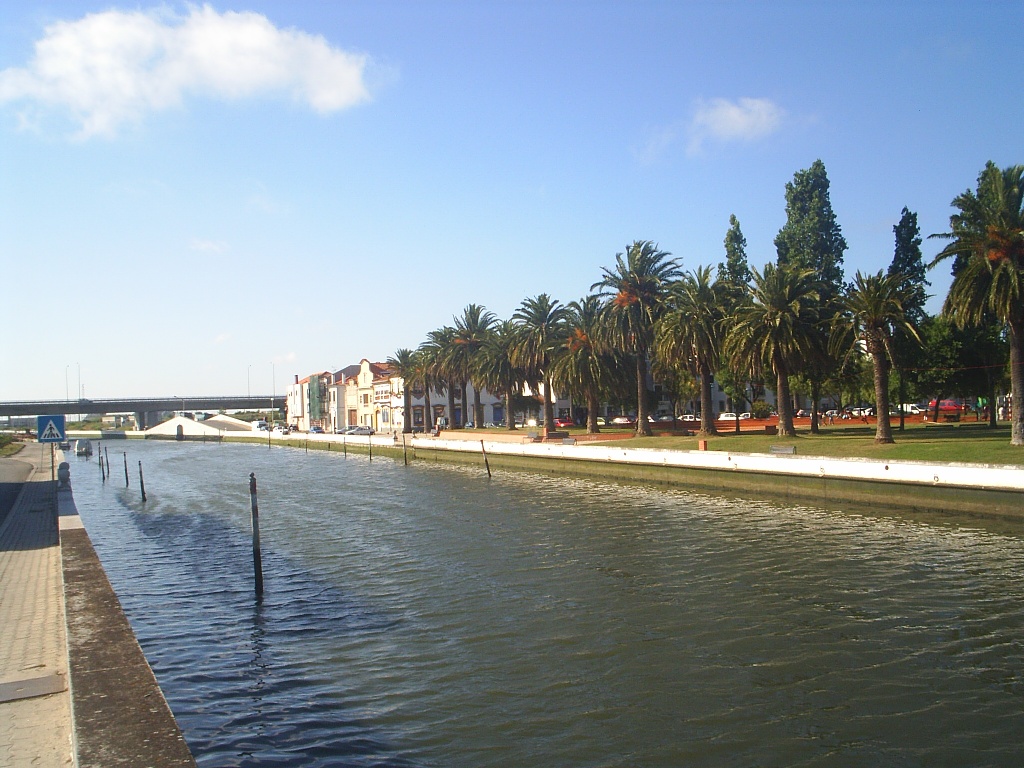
[1,1,1020,400]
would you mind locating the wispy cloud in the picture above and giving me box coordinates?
[190,238,228,254]
[0,5,372,138]
[687,97,784,155]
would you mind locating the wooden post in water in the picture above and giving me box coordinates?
[104,447,110,480]
[480,440,492,478]
[99,448,105,481]
[248,473,264,597]
[368,434,372,462]
[138,461,147,502]
[343,436,347,458]
[123,452,129,487]
[402,433,408,466]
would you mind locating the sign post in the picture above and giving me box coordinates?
[37,415,66,506]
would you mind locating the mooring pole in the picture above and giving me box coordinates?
[368,435,372,462]
[138,461,147,502]
[104,447,110,479]
[343,436,347,458]
[480,440,492,478]
[99,448,104,481]
[249,473,264,596]
[123,452,129,487]
[402,433,408,466]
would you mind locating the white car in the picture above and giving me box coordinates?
[738,412,752,420]
[717,412,738,420]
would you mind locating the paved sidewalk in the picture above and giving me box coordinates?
[0,442,74,767]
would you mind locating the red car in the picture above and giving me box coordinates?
[928,399,964,414]
[553,418,574,428]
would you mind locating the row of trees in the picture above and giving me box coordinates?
[388,160,1024,446]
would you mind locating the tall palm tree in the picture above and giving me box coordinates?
[549,296,628,434]
[452,304,496,427]
[654,266,724,436]
[592,240,682,436]
[831,271,920,444]
[724,263,819,437]
[474,320,526,430]
[512,294,569,435]
[420,327,457,428]
[386,348,417,434]
[411,348,435,431]
[931,162,1024,445]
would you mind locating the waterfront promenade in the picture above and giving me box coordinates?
[0,441,195,767]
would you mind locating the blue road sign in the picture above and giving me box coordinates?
[37,415,66,443]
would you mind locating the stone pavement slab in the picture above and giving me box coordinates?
[0,441,74,767]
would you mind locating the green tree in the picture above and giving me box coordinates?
[512,294,570,435]
[887,207,929,430]
[831,271,920,444]
[724,263,820,437]
[593,240,682,436]
[474,320,526,431]
[421,327,458,428]
[386,348,417,434]
[930,162,1024,445]
[717,214,753,309]
[775,159,847,432]
[550,296,629,434]
[654,266,724,435]
[452,304,496,427]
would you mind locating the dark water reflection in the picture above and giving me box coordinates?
[71,441,1024,767]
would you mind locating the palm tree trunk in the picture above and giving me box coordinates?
[636,354,652,437]
[698,363,717,435]
[1010,319,1024,446]
[424,385,433,430]
[586,390,601,434]
[776,363,796,437]
[505,390,516,430]
[871,342,894,444]
[473,384,483,428]
[543,374,556,436]
[447,387,456,429]
[459,382,468,427]
[403,389,413,433]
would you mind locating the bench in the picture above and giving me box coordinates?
[942,414,960,422]
[769,444,796,455]
[546,431,569,441]
[524,431,542,443]
[562,437,577,446]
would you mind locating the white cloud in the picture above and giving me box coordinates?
[687,97,784,155]
[0,4,371,138]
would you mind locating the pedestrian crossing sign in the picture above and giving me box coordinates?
[37,415,66,443]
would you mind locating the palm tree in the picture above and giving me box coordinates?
[831,271,921,444]
[512,294,569,435]
[931,163,1024,445]
[549,296,628,433]
[452,304,496,427]
[474,320,526,430]
[592,240,682,436]
[386,348,417,434]
[654,266,724,436]
[420,327,457,428]
[724,263,819,437]
[411,348,435,431]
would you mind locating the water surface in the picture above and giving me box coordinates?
[71,441,1024,766]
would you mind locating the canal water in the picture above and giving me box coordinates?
[70,441,1024,767]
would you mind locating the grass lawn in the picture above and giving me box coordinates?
[599,420,1024,467]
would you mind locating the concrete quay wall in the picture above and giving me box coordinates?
[409,437,1024,519]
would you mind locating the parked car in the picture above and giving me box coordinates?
[654,414,676,422]
[595,417,607,426]
[611,416,635,425]
[347,426,374,435]
[554,418,574,428]
[738,412,751,420]
[681,414,697,422]
[717,412,738,420]
[901,404,923,415]
[927,399,963,414]
[309,425,324,434]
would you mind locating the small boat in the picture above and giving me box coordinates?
[58,439,71,450]
[75,439,93,457]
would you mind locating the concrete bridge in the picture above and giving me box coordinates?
[0,396,279,429]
